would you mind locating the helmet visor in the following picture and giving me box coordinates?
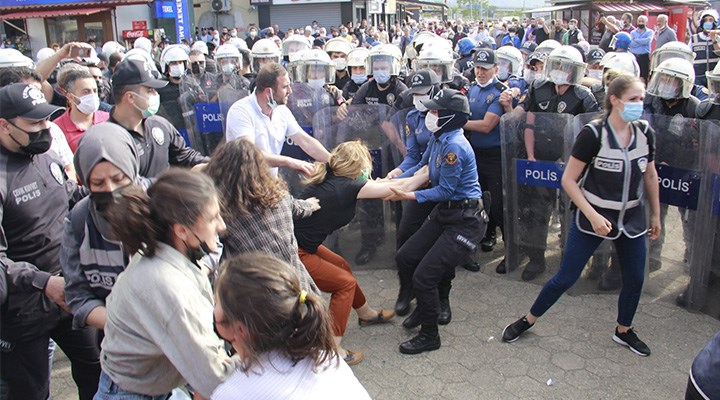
[542,59,585,86]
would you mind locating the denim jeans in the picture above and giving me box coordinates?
[530,218,647,327]
[94,371,171,400]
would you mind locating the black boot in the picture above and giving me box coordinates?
[399,330,441,354]
[438,298,452,325]
[480,232,496,252]
[402,308,422,329]
[395,287,413,316]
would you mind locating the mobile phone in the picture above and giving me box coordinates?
[70,47,90,58]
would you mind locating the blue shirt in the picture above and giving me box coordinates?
[629,28,653,55]
[398,109,433,172]
[412,128,482,203]
[467,79,505,149]
[500,35,521,49]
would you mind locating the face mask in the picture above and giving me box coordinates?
[334,59,347,71]
[587,69,603,80]
[476,79,493,88]
[351,74,367,85]
[341,31,348,36]
[620,100,643,122]
[638,24,646,29]
[250,31,257,37]
[657,83,679,99]
[413,95,429,112]
[425,112,454,133]
[569,24,576,30]
[90,185,127,214]
[8,123,53,155]
[374,70,391,84]
[222,63,235,75]
[549,70,570,85]
[524,70,536,83]
[704,22,715,31]
[498,65,510,81]
[191,62,205,75]
[131,92,160,118]
[230,32,237,37]
[356,168,371,181]
[73,93,100,115]
[308,78,325,90]
[185,232,212,262]
[267,88,278,110]
[169,64,184,78]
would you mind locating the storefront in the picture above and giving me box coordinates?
[254,0,353,30]
[0,0,151,58]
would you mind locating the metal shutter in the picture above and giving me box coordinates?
[270,3,343,32]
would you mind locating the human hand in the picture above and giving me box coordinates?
[413,165,428,176]
[62,42,93,59]
[45,276,70,312]
[647,214,661,240]
[288,158,315,176]
[305,197,321,212]
[587,212,613,236]
[383,187,413,201]
[386,168,403,179]
[336,103,349,120]
[500,90,514,107]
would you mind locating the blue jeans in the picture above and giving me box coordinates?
[529,218,647,327]
[94,371,171,400]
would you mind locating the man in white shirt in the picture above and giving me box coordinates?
[225,63,330,174]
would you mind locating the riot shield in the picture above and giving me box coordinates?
[501,111,574,284]
[216,73,251,138]
[179,72,221,156]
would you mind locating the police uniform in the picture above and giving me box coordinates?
[333,72,351,92]
[466,77,507,247]
[0,83,100,400]
[690,32,720,87]
[342,79,362,101]
[519,77,598,279]
[455,54,474,74]
[395,89,487,354]
[693,84,711,101]
[179,71,226,154]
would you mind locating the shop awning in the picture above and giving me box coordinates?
[0,0,149,12]
[527,3,582,13]
[0,7,109,19]
[595,3,668,13]
[396,0,449,10]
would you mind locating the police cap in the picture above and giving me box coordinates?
[473,49,496,68]
[421,88,470,115]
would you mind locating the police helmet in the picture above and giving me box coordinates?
[536,39,562,54]
[324,38,353,71]
[191,41,209,55]
[495,45,524,80]
[133,37,152,54]
[415,42,454,83]
[542,46,586,86]
[457,38,477,57]
[160,45,189,75]
[123,49,161,78]
[287,49,310,82]
[215,44,242,75]
[282,35,311,58]
[0,49,34,69]
[367,44,402,77]
[347,47,369,68]
[706,61,720,96]
[610,32,631,51]
[404,31,437,62]
[297,48,335,87]
[650,41,695,71]
[602,52,641,78]
[647,58,695,99]
[36,48,55,64]
[228,37,249,51]
[102,41,126,58]
[251,38,282,72]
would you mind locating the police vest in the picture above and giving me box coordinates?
[696,98,720,120]
[690,34,720,77]
[577,119,651,239]
[531,79,594,116]
[644,94,697,118]
[567,29,580,45]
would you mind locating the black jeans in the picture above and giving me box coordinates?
[396,205,486,336]
[0,313,100,400]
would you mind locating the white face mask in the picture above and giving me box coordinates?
[523,69,536,83]
[424,112,454,132]
[334,58,347,71]
[549,70,570,85]
[413,95,429,112]
[657,83,680,99]
[222,63,235,75]
[308,78,325,90]
[73,93,100,115]
[169,64,184,78]
[498,65,510,81]
[587,69,603,80]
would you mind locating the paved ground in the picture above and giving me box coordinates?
[51,234,720,399]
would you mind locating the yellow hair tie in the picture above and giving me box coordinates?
[299,290,308,305]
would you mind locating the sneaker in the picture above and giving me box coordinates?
[613,328,651,356]
[502,316,534,343]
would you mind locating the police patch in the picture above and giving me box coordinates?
[518,94,527,104]
[49,162,64,185]
[152,127,165,145]
[486,93,495,104]
[557,101,567,113]
[538,101,550,111]
[386,93,395,105]
[445,152,458,165]
[637,157,648,173]
[405,125,411,136]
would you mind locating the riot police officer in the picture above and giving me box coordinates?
[690,9,720,87]
[464,49,508,266]
[415,38,470,93]
[249,38,282,82]
[343,47,369,101]
[325,38,354,92]
[215,44,251,93]
[157,45,190,142]
[652,41,711,101]
[390,88,487,354]
[455,37,476,74]
[191,41,217,73]
[517,45,598,280]
[281,35,311,69]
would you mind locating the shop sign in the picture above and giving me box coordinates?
[123,30,150,39]
[132,20,147,30]
[272,0,350,4]
[155,1,175,18]
[173,0,191,42]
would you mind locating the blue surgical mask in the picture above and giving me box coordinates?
[620,101,643,122]
[703,22,715,31]
[351,73,368,85]
[374,70,391,84]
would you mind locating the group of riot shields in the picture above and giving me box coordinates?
[502,111,719,318]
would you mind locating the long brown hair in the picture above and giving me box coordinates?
[204,140,287,217]
[303,140,372,185]
[215,253,337,372]
[108,168,218,257]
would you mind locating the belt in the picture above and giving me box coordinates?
[439,198,482,210]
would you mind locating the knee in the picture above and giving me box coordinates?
[412,273,433,292]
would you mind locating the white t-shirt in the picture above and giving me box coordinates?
[225,93,302,173]
[211,352,371,400]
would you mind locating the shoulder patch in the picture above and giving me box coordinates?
[405,124,411,136]
[49,162,64,185]
[151,127,165,145]
[445,152,458,165]
[518,93,527,104]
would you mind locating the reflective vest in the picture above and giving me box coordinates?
[690,33,720,79]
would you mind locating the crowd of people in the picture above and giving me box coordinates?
[1,8,720,400]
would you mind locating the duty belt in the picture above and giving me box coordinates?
[440,198,482,210]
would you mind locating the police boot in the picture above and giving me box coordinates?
[395,286,414,316]
[438,298,452,325]
[399,327,441,355]
[675,285,689,308]
[480,231,496,252]
[402,308,422,329]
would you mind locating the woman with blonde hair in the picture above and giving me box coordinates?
[293,140,428,365]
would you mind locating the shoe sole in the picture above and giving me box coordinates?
[399,342,441,354]
[480,244,494,252]
[612,334,650,357]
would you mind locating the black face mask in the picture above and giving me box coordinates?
[637,24,645,29]
[191,62,205,75]
[8,122,52,155]
[90,185,127,214]
[186,232,212,262]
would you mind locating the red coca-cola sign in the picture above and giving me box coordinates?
[122,30,149,39]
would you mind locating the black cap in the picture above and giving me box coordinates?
[421,88,470,115]
[472,49,496,68]
[408,69,439,94]
[0,83,63,121]
[526,51,547,66]
[520,40,537,55]
[586,48,605,64]
[111,59,167,89]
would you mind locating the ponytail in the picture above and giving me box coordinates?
[108,186,160,256]
[302,161,329,186]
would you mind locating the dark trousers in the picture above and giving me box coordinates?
[396,205,486,336]
[518,185,556,264]
[358,199,384,247]
[396,200,437,250]
[474,147,504,240]
[0,313,101,400]
[634,53,650,82]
